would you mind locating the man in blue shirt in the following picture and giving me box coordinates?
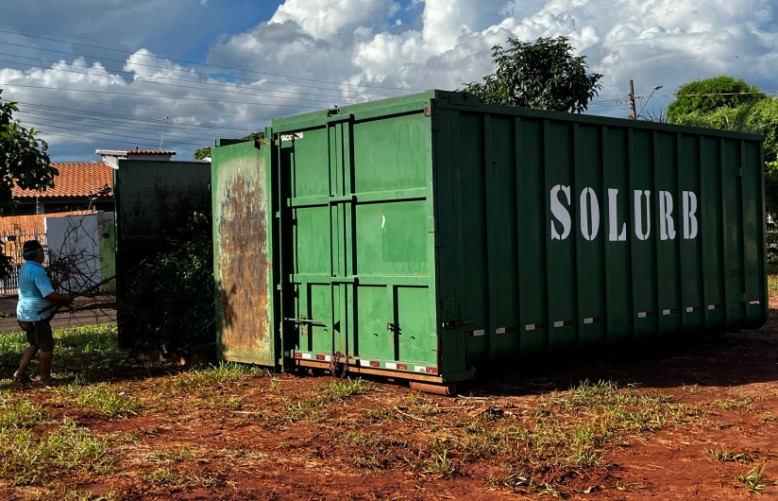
[13,240,73,383]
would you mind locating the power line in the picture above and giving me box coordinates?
[0,28,424,93]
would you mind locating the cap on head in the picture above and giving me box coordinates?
[22,240,43,260]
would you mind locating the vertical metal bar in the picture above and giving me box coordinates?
[274,134,288,367]
[513,117,523,356]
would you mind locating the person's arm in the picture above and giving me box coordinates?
[45,291,73,306]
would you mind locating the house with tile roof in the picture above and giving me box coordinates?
[11,161,115,215]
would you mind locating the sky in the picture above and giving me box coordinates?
[0,0,776,161]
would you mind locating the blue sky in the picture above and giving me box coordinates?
[1,0,776,161]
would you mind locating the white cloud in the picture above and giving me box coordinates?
[1,0,777,159]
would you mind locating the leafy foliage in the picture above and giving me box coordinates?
[0,88,58,277]
[666,76,764,123]
[125,211,214,353]
[462,36,602,113]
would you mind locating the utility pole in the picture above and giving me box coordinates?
[629,79,637,120]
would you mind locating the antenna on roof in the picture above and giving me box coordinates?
[158,116,169,149]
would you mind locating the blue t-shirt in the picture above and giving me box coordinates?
[16,261,55,322]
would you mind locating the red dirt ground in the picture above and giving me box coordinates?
[1,302,777,499]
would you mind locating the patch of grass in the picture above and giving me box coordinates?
[709,397,752,411]
[705,449,754,463]
[143,467,226,489]
[147,444,193,464]
[0,394,46,429]
[165,362,265,397]
[768,274,778,297]
[73,383,139,417]
[737,465,767,493]
[0,417,112,485]
[318,378,374,400]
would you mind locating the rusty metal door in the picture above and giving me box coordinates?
[212,140,276,365]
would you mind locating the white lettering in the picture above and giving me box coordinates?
[608,189,627,241]
[579,187,600,241]
[633,190,651,241]
[659,191,676,241]
[683,191,698,239]
[550,185,572,240]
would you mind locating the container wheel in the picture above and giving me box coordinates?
[409,381,457,396]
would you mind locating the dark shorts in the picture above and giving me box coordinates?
[18,319,54,352]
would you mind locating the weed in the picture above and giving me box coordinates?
[166,362,263,396]
[0,417,112,485]
[710,397,752,411]
[0,396,46,429]
[425,449,456,478]
[74,383,139,417]
[705,449,753,463]
[737,465,766,492]
[319,378,374,400]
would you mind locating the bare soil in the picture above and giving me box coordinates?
[1,301,777,499]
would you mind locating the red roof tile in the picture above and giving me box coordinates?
[12,162,114,199]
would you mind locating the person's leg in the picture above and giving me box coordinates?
[14,322,38,380]
[34,322,55,381]
[14,345,39,380]
[37,350,52,381]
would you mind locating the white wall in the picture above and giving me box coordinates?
[45,213,102,294]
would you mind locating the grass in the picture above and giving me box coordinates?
[0,321,771,498]
[73,383,140,417]
[737,465,767,493]
[0,417,113,485]
[768,274,778,298]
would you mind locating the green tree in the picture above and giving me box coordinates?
[0,88,58,276]
[462,36,602,113]
[666,77,778,232]
[666,76,764,123]
[193,131,265,160]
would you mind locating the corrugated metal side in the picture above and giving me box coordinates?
[432,90,767,374]
[212,140,275,365]
[114,160,211,348]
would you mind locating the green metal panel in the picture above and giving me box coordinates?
[274,100,440,375]
[219,90,767,385]
[212,140,275,365]
[114,159,211,348]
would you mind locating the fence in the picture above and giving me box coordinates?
[0,226,46,295]
[0,211,92,295]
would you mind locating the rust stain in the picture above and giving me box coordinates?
[217,170,270,359]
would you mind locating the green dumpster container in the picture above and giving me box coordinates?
[212,90,767,394]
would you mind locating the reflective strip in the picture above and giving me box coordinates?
[583,317,601,324]
[707,304,721,310]
[553,320,573,328]
[359,359,372,367]
[414,365,427,373]
[686,306,700,313]
[293,352,302,359]
[496,326,515,334]
[662,308,678,316]
[749,300,761,305]
[315,354,331,362]
[300,353,312,360]
[466,329,486,337]
[525,323,544,331]
[638,311,654,318]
